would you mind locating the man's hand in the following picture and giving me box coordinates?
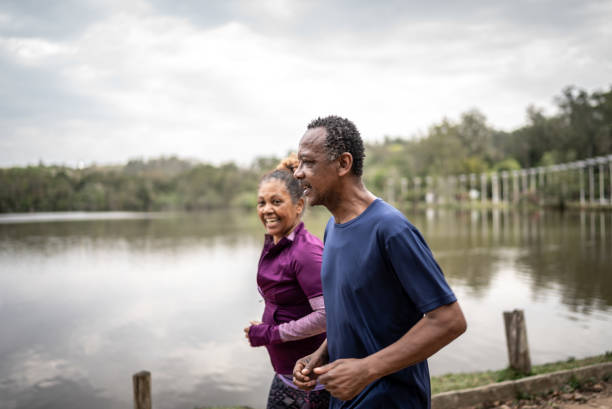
[292,343,329,390]
[314,358,372,401]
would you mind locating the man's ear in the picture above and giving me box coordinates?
[337,152,353,177]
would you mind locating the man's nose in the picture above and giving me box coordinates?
[294,162,304,179]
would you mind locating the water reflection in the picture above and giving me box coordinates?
[406,208,612,376]
[0,208,611,409]
[2,376,116,409]
[407,209,612,309]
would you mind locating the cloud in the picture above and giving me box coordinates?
[0,0,112,39]
[0,0,611,166]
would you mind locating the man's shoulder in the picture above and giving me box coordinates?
[324,200,414,239]
[370,199,404,218]
[369,199,413,233]
[328,200,416,244]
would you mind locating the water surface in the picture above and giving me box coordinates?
[0,208,610,409]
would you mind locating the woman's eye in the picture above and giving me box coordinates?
[273,200,281,205]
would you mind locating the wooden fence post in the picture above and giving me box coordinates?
[503,309,532,374]
[133,371,152,409]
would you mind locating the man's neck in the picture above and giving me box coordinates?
[326,179,377,224]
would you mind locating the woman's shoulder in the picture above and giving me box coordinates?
[294,224,323,249]
[288,224,323,267]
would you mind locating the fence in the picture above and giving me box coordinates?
[384,155,612,208]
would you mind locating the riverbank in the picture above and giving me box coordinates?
[432,352,612,394]
[468,377,612,409]
[433,361,612,409]
[197,353,612,409]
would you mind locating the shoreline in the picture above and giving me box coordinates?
[431,352,612,395]
[195,353,612,409]
[432,362,612,409]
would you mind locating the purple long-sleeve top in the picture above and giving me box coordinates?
[249,222,327,375]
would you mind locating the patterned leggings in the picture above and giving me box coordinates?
[266,374,330,409]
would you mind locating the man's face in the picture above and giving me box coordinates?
[294,127,338,207]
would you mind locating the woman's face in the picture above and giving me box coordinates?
[257,179,304,243]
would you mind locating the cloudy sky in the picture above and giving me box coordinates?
[1,0,611,167]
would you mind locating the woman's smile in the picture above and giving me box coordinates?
[257,179,303,243]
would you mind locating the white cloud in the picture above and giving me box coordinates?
[0,37,74,65]
[1,1,611,166]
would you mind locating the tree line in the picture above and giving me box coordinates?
[1,85,610,213]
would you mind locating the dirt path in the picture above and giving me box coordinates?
[484,379,611,409]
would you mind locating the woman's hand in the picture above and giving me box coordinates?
[245,321,282,346]
[292,339,329,390]
[244,320,262,342]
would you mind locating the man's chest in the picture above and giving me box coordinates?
[321,233,392,297]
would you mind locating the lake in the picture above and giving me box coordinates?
[0,207,611,409]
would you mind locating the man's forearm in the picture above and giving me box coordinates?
[316,338,329,361]
[362,302,466,383]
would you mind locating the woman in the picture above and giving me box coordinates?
[244,155,329,409]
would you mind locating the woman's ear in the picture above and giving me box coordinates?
[296,197,305,216]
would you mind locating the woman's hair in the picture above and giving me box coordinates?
[260,153,303,204]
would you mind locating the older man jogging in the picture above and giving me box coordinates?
[292,115,467,409]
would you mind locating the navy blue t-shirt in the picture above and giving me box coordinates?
[321,199,456,409]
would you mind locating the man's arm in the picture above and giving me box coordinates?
[314,301,466,401]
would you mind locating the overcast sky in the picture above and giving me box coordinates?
[1,0,611,167]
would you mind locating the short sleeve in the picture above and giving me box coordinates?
[293,242,324,299]
[384,223,456,313]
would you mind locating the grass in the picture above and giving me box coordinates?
[431,351,612,395]
[195,353,612,408]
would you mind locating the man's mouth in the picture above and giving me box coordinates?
[301,182,312,196]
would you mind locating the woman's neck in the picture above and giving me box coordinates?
[273,219,301,244]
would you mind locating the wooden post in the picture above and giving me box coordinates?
[579,162,585,206]
[448,175,456,204]
[503,309,531,374]
[491,173,499,204]
[608,155,612,205]
[538,167,544,188]
[512,170,519,203]
[480,173,487,204]
[609,156,612,205]
[414,177,421,205]
[469,173,476,201]
[459,174,466,201]
[400,177,407,204]
[133,371,152,409]
[598,160,605,204]
[588,160,595,204]
[501,171,508,203]
[385,177,395,204]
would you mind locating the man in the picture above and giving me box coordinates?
[292,116,467,408]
